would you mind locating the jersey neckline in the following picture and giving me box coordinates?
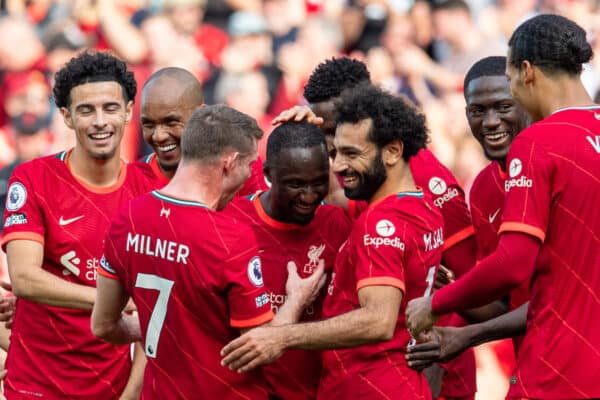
[60,149,127,194]
[152,190,209,209]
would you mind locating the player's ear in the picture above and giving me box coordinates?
[223,151,240,175]
[382,140,403,166]
[263,163,272,184]
[125,100,134,122]
[60,107,74,129]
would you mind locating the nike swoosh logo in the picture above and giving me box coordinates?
[594,112,600,120]
[59,215,84,226]
[488,208,501,224]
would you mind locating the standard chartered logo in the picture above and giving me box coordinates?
[60,251,99,280]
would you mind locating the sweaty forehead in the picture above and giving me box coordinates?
[70,81,125,107]
[334,119,373,148]
[466,75,512,105]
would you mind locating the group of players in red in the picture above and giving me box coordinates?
[0,13,598,400]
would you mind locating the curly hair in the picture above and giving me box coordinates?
[508,14,592,75]
[266,121,327,166]
[53,51,137,109]
[463,56,507,98]
[336,83,428,161]
[303,57,371,103]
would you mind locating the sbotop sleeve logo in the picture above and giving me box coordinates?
[6,182,27,211]
[248,256,264,287]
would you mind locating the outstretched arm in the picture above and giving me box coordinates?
[222,285,403,372]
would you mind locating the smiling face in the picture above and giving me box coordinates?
[141,79,200,171]
[266,145,330,225]
[61,81,131,161]
[332,119,387,201]
[465,75,529,164]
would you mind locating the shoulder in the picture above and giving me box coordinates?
[470,163,496,193]
[126,161,161,189]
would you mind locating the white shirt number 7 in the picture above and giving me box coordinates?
[135,273,174,358]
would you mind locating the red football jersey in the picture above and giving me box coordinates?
[319,192,442,399]
[139,152,268,197]
[225,193,352,400]
[1,150,157,399]
[346,149,477,398]
[100,190,274,400]
[499,106,600,398]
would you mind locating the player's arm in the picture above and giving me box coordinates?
[6,240,96,309]
[91,274,141,345]
[222,285,402,372]
[406,302,527,370]
[406,232,539,336]
[119,342,147,400]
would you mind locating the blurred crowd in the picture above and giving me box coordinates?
[1,1,600,398]
[1,0,600,194]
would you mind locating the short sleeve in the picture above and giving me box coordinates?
[437,185,475,251]
[1,165,46,249]
[224,226,274,328]
[353,207,407,293]
[100,202,131,281]
[499,135,551,242]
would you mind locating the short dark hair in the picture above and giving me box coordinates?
[265,121,327,166]
[431,0,470,13]
[53,51,137,109]
[508,14,593,75]
[463,56,507,97]
[181,104,263,162]
[303,57,371,103]
[336,83,428,161]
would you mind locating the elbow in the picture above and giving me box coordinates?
[369,316,396,342]
[91,317,119,343]
[10,275,34,300]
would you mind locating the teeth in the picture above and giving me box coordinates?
[158,144,177,152]
[90,133,111,140]
[485,132,508,141]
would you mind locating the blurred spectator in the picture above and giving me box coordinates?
[215,70,273,160]
[431,0,506,77]
[164,0,228,67]
[0,70,52,221]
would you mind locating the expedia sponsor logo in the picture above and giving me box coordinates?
[363,234,405,250]
[505,158,532,192]
[4,213,27,227]
[433,187,459,208]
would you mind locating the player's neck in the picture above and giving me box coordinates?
[68,147,123,188]
[163,164,222,210]
[538,75,593,118]
[369,164,417,204]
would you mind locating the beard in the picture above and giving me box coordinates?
[342,150,387,201]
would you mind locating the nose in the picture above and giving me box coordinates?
[93,110,107,128]
[299,186,319,204]
[331,153,346,174]
[482,109,501,130]
[152,124,170,143]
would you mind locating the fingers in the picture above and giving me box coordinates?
[221,343,256,371]
[0,280,12,292]
[286,261,299,280]
[271,106,323,126]
[221,335,248,358]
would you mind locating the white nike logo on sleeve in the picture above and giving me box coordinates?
[488,209,501,224]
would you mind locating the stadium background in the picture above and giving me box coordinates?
[0,0,599,398]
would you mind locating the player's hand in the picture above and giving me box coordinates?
[405,331,441,370]
[285,260,326,308]
[435,265,455,289]
[271,105,324,126]
[221,326,287,373]
[0,294,16,329]
[406,296,439,338]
